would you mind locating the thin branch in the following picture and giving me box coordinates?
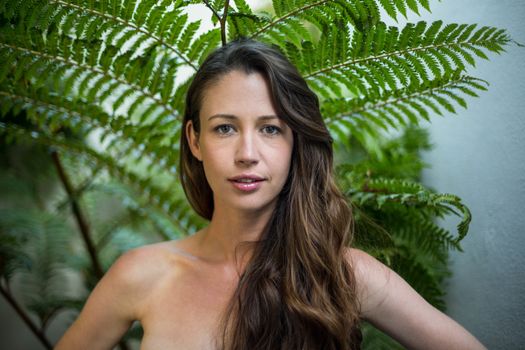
[221,0,231,46]
[54,147,131,213]
[50,153,131,350]
[50,148,133,348]
[50,150,105,279]
[54,168,103,212]
[203,0,230,46]
[0,281,53,350]
[203,0,222,23]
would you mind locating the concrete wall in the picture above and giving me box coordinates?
[417,1,525,348]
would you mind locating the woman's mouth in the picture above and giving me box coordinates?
[228,175,266,192]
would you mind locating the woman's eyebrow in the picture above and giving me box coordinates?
[207,113,279,121]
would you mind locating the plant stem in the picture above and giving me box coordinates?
[220,0,230,46]
[50,150,104,279]
[203,0,221,23]
[203,0,229,45]
[51,150,132,349]
[0,281,53,349]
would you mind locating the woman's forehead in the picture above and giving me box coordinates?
[200,70,278,121]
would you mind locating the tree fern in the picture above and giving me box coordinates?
[0,0,514,348]
[0,207,73,329]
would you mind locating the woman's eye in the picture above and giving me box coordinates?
[261,125,281,135]
[214,124,235,135]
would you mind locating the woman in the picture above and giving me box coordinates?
[56,38,485,349]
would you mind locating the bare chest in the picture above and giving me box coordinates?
[139,266,238,350]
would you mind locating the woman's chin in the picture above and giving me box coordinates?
[220,198,278,216]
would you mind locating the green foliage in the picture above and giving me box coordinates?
[0,0,512,348]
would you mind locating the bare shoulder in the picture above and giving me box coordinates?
[82,239,192,317]
[55,241,185,349]
[107,241,188,308]
[343,248,392,317]
[110,242,173,285]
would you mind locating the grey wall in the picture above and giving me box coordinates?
[416,1,525,349]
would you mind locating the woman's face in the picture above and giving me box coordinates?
[186,70,294,215]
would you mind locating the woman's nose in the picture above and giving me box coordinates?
[235,133,259,166]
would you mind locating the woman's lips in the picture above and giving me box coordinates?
[230,179,264,192]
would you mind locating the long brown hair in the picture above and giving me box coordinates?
[180,38,361,349]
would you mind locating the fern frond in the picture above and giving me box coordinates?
[0,37,179,117]
[250,0,376,41]
[88,181,202,243]
[392,245,446,309]
[0,210,34,281]
[0,123,201,236]
[300,21,509,101]
[227,11,262,40]
[394,215,462,262]
[0,207,72,325]
[376,0,430,22]
[324,73,487,145]
[0,88,181,181]
[345,177,471,243]
[19,212,71,325]
[27,0,201,69]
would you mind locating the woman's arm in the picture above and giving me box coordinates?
[55,249,153,350]
[347,248,486,350]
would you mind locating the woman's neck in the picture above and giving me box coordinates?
[193,202,274,270]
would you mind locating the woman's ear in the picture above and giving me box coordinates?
[186,120,202,161]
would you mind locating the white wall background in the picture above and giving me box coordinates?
[416,1,525,348]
